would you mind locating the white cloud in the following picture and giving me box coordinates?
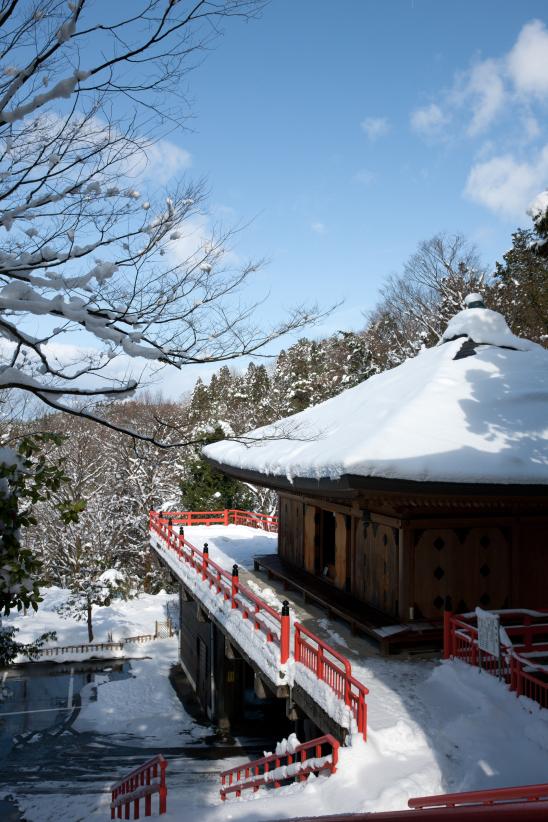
[310,221,326,235]
[412,20,548,142]
[507,19,548,97]
[410,103,447,136]
[142,140,191,185]
[464,59,506,136]
[464,144,548,217]
[361,116,390,141]
[128,138,191,185]
[354,169,376,185]
[523,115,540,141]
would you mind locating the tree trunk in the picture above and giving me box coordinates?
[87,600,93,643]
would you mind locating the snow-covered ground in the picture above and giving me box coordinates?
[3,528,548,821]
[182,523,277,570]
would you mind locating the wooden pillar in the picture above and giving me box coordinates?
[398,524,413,622]
[510,516,520,606]
[304,505,317,574]
[334,513,348,590]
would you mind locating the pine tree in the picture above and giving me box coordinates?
[181,429,255,512]
[490,229,548,345]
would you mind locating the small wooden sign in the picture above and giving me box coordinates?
[476,607,500,657]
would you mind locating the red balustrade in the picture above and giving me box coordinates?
[151,508,278,531]
[294,623,368,740]
[150,512,288,658]
[409,782,548,810]
[444,607,548,712]
[220,735,339,801]
[150,511,369,740]
[110,755,167,819]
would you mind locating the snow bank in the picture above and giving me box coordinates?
[204,315,548,485]
[4,586,175,655]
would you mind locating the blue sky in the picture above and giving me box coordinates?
[144,0,548,396]
[17,1,547,402]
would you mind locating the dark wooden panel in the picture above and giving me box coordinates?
[278,494,304,567]
[517,521,548,607]
[413,526,511,619]
[334,513,348,590]
[352,519,399,617]
[304,504,317,573]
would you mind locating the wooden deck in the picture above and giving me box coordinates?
[253,554,442,655]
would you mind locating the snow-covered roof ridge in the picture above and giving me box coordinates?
[441,301,537,352]
[204,305,548,487]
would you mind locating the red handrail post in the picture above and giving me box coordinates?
[316,645,324,680]
[224,508,229,526]
[202,542,209,581]
[443,595,453,660]
[159,758,167,815]
[294,624,301,663]
[231,564,239,609]
[280,600,290,664]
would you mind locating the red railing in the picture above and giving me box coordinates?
[409,782,548,810]
[155,508,278,532]
[150,512,368,740]
[444,607,548,712]
[110,755,167,819]
[220,735,339,801]
[150,512,289,661]
[294,623,368,740]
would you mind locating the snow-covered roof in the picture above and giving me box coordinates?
[203,306,548,487]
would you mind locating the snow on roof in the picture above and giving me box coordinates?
[204,308,548,487]
[442,306,533,351]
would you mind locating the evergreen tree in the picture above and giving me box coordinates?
[181,429,254,511]
[490,229,548,345]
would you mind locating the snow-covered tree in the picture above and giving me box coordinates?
[0,1,315,444]
[0,430,81,614]
[0,624,57,667]
[364,234,487,370]
[0,1,324,616]
[56,569,121,643]
[26,401,186,594]
[490,229,547,346]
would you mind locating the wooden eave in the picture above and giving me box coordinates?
[204,456,548,517]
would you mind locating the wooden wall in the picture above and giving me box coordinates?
[352,519,399,617]
[515,520,548,607]
[278,494,305,567]
[277,490,547,622]
[412,526,511,619]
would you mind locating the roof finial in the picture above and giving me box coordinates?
[464,293,485,309]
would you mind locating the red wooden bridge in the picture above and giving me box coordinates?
[149,510,369,741]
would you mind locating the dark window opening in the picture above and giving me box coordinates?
[320,510,336,581]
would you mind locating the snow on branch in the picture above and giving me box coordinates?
[0,0,320,446]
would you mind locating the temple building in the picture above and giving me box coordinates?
[203,298,548,651]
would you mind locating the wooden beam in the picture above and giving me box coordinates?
[304,504,317,574]
[280,491,353,516]
[398,526,412,622]
[334,513,348,590]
